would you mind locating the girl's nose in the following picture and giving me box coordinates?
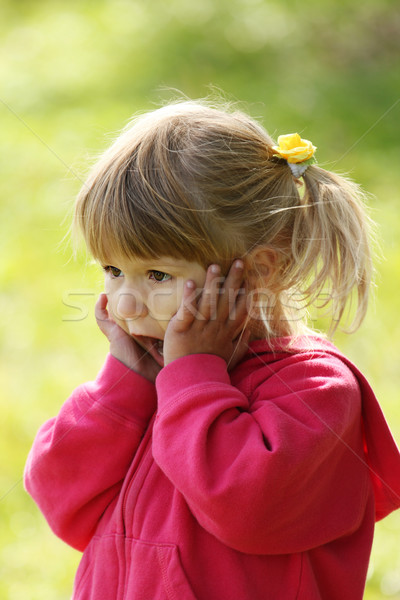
[115,290,148,321]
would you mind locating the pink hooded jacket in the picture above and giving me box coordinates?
[24,337,400,599]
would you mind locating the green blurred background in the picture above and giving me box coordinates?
[1,0,399,597]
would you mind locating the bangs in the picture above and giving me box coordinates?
[79,192,211,266]
[73,107,244,269]
[74,156,226,268]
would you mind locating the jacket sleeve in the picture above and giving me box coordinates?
[24,354,157,551]
[153,353,371,555]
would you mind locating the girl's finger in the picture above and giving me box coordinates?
[218,260,245,320]
[197,264,221,321]
[95,293,109,322]
[95,293,116,337]
[173,280,198,331]
[229,284,248,323]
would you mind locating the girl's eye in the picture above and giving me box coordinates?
[148,270,172,283]
[104,266,123,278]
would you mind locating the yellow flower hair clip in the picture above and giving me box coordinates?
[272,133,317,178]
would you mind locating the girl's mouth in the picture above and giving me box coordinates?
[132,335,164,367]
[154,339,164,357]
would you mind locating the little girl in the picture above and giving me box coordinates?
[25,100,400,600]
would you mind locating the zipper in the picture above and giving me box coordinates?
[121,414,156,535]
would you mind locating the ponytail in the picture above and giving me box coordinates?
[289,166,374,333]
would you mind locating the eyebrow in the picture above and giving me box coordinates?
[103,257,191,270]
[138,257,196,268]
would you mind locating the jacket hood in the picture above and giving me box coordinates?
[238,336,400,522]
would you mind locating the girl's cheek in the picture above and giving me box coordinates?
[104,280,124,320]
[108,299,116,320]
[104,278,114,295]
[148,286,180,322]
[106,293,123,325]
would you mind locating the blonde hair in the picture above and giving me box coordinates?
[74,99,374,339]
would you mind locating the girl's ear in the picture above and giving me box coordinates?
[244,246,278,283]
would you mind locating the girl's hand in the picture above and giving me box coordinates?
[95,294,161,383]
[163,260,250,370]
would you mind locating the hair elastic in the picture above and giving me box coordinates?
[272,133,317,178]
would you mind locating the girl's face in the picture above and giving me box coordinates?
[102,253,207,366]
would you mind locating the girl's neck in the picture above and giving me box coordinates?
[249,319,292,343]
